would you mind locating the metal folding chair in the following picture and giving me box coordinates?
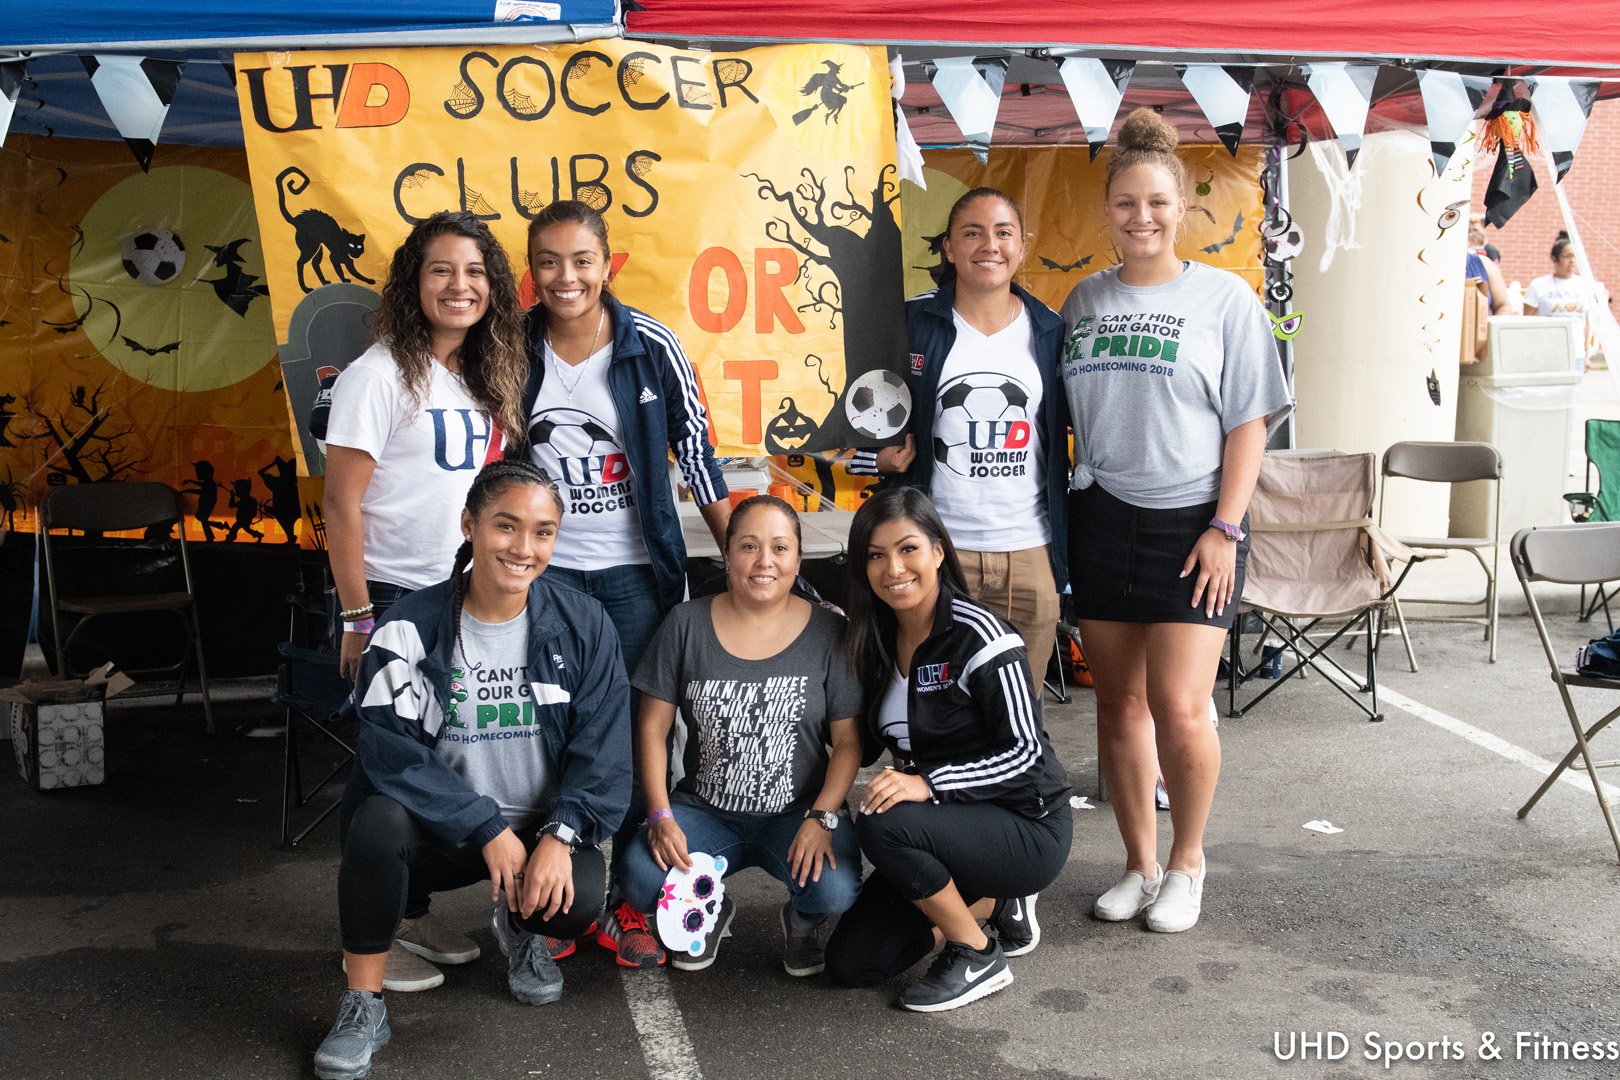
[275,575,353,847]
[1511,523,1620,863]
[1378,441,1503,667]
[38,481,214,733]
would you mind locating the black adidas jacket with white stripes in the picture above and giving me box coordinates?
[869,584,1071,818]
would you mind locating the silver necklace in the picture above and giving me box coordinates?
[546,306,608,403]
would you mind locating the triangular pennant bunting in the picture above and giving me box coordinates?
[81,54,185,171]
[1057,58,1134,161]
[1304,62,1379,169]
[891,54,925,189]
[924,56,1009,164]
[1417,70,1493,178]
[1177,65,1254,156]
[0,60,24,148]
[1528,75,1600,181]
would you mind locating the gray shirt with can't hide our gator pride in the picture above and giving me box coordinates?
[1058,262,1294,509]
[433,609,558,830]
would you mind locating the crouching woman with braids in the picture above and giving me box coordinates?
[825,488,1072,1013]
[314,461,631,1080]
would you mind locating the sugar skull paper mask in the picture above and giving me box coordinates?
[656,852,729,957]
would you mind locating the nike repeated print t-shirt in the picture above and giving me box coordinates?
[634,597,863,816]
[1058,262,1294,509]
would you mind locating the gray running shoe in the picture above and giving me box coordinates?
[779,902,826,977]
[313,989,390,1080]
[395,910,480,965]
[490,899,564,1005]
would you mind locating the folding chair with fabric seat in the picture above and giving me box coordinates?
[275,569,354,847]
[1563,419,1620,631]
[1226,451,1419,723]
[1511,523,1620,863]
[38,481,214,733]
[1378,441,1503,668]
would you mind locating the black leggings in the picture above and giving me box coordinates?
[340,794,605,954]
[825,799,1071,987]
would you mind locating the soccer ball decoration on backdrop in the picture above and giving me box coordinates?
[845,368,911,440]
[121,229,187,286]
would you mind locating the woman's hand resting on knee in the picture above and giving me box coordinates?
[649,816,693,874]
[860,768,930,815]
[520,835,574,921]
[482,828,528,910]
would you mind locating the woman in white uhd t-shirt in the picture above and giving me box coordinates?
[859,188,1070,670]
[325,211,530,683]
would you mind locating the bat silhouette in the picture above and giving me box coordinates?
[1038,255,1094,273]
[1201,211,1245,254]
[121,335,181,356]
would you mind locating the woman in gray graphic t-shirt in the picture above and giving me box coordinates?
[1058,108,1293,937]
[618,495,865,977]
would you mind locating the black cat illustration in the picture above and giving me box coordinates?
[277,167,375,294]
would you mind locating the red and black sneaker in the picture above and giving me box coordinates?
[594,903,666,967]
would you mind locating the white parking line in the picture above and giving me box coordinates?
[620,967,703,1080]
[1340,677,1619,800]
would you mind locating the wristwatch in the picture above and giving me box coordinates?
[804,809,840,832]
[538,821,578,848]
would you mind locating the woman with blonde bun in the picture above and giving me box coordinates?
[1059,108,1292,933]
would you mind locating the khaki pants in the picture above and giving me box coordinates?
[957,545,1060,672]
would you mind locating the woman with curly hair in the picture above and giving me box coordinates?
[323,212,531,987]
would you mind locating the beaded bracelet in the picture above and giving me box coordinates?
[646,807,675,826]
[1209,516,1246,542]
[340,603,374,620]
[343,617,377,635]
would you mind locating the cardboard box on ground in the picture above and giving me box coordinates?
[3,665,135,791]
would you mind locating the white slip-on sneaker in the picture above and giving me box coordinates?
[1146,861,1206,933]
[1093,864,1163,921]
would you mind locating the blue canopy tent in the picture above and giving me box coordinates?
[1,1,622,147]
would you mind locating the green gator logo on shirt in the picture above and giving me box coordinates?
[1073,315,1096,339]
[445,667,469,729]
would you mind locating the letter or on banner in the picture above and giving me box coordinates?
[235,41,908,469]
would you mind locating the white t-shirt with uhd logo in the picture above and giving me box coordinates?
[929,307,1050,552]
[528,342,651,570]
[326,343,497,591]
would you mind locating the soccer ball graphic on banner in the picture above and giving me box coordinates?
[845,369,912,440]
[120,229,187,286]
[932,371,1033,477]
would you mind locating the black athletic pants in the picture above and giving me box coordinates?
[825,799,1071,987]
[339,794,605,954]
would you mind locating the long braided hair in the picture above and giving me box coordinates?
[450,459,563,667]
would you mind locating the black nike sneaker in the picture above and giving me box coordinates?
[900,938,1013,1013]
[990,894,1040,957]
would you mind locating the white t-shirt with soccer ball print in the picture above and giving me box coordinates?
[929,306,1050,552]
[528,342,651,569]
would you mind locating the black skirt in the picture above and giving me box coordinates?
[1067,483,1249,629]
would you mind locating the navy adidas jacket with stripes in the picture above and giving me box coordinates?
[515,293,728,614]
[342,575,632,851]
[870,585,1071,818]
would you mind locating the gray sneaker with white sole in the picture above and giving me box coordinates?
[313,989,390,1080]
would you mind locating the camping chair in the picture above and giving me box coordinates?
[1377,441,1503,668]
[38,481,214,733]
[1225,451,1419,723]
[275,565,354,847]
[1510,523,1620,863]
[1564,418,1620,632]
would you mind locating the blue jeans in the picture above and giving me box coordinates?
[619,799,863,925]
[542,562,666,680]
